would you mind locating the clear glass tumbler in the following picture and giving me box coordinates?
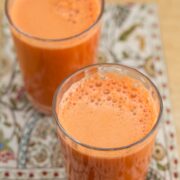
[5,0,104,114]
[53,63,163,180]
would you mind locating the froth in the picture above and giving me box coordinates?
[11,0,100,39]
[59,72,157,148]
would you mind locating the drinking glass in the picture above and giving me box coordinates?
[5,0,104,114]
[53,64,163,180]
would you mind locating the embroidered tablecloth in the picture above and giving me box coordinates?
[0,3,179,180]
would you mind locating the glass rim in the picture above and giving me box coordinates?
[53,63,163,151]
[5,0,104,42]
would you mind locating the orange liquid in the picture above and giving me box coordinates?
[57,72,158,180]
[9,0,101,112]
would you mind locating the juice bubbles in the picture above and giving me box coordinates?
[5,0,103,113]
[53,64,162,180]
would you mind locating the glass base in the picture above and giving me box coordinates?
[27,94,52,115]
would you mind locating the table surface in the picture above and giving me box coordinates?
[0,0,180,155]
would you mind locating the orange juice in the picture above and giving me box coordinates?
[54,64,162,180]
[6,0,103,113]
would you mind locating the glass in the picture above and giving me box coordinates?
[53,63,163,180]
[5,0,104,114]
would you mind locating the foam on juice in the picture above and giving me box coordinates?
[59,72,157,148]
[10,0,100,39]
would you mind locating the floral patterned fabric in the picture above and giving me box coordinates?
[0,4,179,180]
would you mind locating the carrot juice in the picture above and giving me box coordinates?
[5,0,103,114]
[53,64,162,180]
